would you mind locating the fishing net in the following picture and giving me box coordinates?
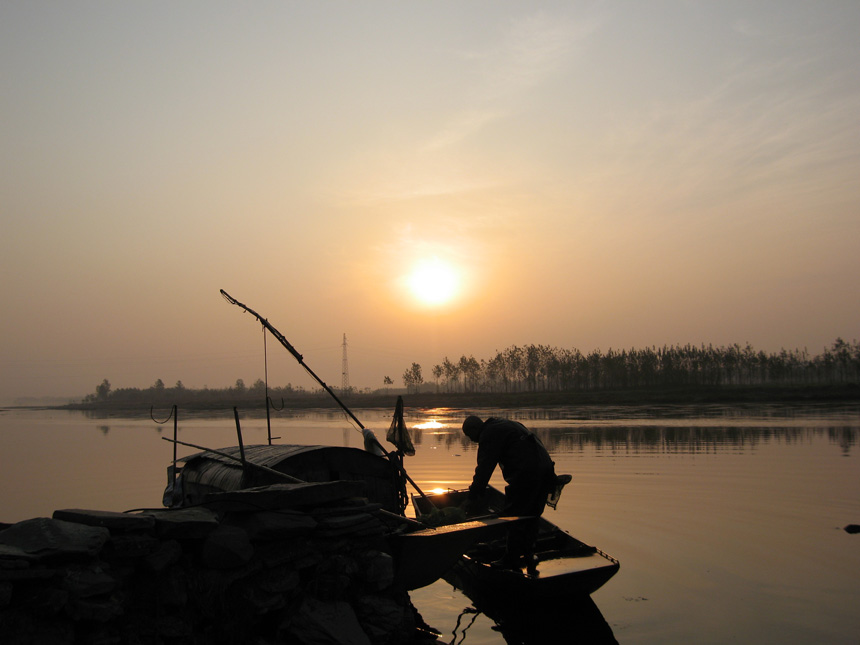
[386,396,415,456]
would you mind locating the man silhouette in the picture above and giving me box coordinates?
[462,415,560,567]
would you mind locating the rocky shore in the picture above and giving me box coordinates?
[0,482,439,644]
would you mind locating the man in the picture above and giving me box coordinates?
[462,415,559,567]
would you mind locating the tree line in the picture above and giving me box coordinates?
[81,378,328,406]
[402,338,860,393]
[81,338,859,406]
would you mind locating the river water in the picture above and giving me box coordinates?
[1,403,858,643]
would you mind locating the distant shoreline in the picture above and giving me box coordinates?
[50,384,860,413]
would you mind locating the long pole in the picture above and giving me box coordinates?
[220,289,365,430]
[219,289,431,501]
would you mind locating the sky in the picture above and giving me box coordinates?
[2,1,859,404]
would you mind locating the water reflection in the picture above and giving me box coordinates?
[411,423,859,455]
[448,586,617,644]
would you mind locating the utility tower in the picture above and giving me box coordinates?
[341,333,350,394]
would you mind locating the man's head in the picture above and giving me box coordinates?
[462,416,484,442]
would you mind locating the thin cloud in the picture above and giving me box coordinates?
[424,11,603,150]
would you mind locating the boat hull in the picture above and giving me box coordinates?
[412,487,619,597]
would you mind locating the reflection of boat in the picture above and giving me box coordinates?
[412,487,620,598]
[453,583,618,644]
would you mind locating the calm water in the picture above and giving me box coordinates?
[1,403,858,643]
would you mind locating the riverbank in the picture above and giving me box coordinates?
[52,383,860,413]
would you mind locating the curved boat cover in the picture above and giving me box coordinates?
[174,444,406,513]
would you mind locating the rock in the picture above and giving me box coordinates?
[155,614,192,639]
[141,507,219,539]
[142,539,183,572]
[159,567,188,607]
[0,518,109,562]
[225,510,317,540]
[67,594,124,622]
[255,540,318,569]
[52,509,155,533]
[253,565,301,595]
[236,579,290,615]
[0,609,75,644]
[0,556,30,570]
[0,581,12,607]
[201,525,254,569]
[105,533,160,560]
[0,567,57,581]
[354,594,407,643]
[14,583,68,614]
[284,597,372,645]
[314,513,385,538]
[362,551,395,591]
[311,501,384,516]
[62,563,115,598]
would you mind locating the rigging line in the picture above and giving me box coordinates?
[150,405,175,424]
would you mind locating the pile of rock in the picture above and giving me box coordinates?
[0,481,435,644]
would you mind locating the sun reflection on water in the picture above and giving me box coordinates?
[412,419,445,430]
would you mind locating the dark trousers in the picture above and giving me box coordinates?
[500,479,548,561]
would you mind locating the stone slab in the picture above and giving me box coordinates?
[0,518,110,562]
[52,509,156,533]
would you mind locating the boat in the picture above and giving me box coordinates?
[411,486,620,598]
[167,292,618,596]
[164,442,532,591]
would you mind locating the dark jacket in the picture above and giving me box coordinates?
[468,418,555,509]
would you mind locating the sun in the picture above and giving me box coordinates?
[407,257,460,307]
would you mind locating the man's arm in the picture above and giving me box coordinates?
[468,440,500,498]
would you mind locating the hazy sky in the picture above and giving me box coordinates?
[2,2,859,403]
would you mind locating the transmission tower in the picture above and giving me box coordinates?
[341,333,350,394]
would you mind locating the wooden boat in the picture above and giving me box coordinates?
[165,443,527,591]
[412,487,619,598]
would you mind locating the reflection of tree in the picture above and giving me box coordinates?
[412,419,858,455]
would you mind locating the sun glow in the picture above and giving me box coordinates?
[407,257,460,307]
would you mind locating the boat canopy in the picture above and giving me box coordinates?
[174,444,406,513]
